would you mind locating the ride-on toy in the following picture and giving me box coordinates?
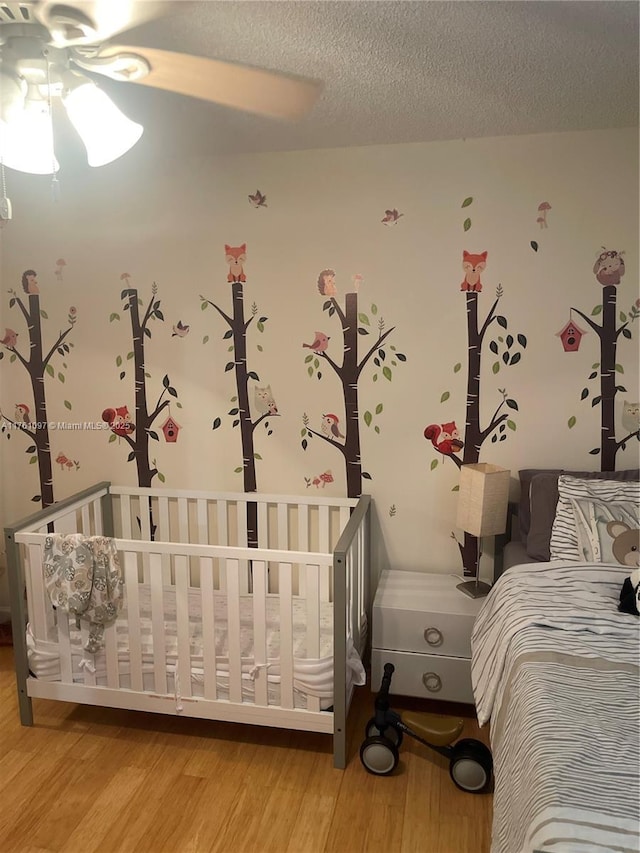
[360,663,493,793]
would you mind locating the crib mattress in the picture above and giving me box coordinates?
[27,585,366,710]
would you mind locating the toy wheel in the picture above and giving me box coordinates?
[360,736,399,776]
[449,739,493,793]
[365,717,404,748]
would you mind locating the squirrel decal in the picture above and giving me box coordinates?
[424,421,464,455]
[102,405,135,437]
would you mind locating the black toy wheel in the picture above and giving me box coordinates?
[449,738,493,793]
[365,717,404,748]
[360,735,399,776]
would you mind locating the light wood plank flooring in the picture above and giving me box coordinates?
[0,647,492,853]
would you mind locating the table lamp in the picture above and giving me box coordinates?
[456,463,510,599]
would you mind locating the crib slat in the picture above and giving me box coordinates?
[217,501,228,593]
[104,621,119,688]
[318,505,330,602]
[226,559,242,704]
[297,506,308,598]
[28,544,51,639]
[200,556,217,700]
[178,498,189,543]
[257,502,268,548]
[139,495,151,584]
[120,494,132,538]
[150,553,167,694]
[124,551,143,692]
[57,610,73,683]
[305,564,321,712]
[158,497,171,585]
[277,503,288,551]
[175,554,192,699]
[196,500,208,545]
[93,498,103,536]
[236,503,249,594]
[81,504,91,536]
[279,562,294,710]
[252,560,268,707]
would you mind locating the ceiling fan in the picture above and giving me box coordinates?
[0,1,323,175]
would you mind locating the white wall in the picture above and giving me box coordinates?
[0,127,638,599]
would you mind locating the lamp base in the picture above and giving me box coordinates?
[456,579,492,599]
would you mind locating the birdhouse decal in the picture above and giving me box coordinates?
[161,416,181,443]
[556,318,587,352]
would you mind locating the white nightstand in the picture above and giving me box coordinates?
[371,570,484,704]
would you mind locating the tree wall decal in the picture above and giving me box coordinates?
[300,273,406,498]
[104,276,180,492]
[424,255,526,577]
[0,270,76,507]
[564,247,639,470]
[203,244,278,548]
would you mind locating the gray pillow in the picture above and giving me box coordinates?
[524,468,640,561]
[518,468,561,541]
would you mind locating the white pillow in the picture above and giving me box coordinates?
[549,476,640,561]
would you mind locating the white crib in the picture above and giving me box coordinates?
[5,482,371,768]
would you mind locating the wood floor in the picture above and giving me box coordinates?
[0,646,492,853]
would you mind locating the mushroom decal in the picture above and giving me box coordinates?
[54,258,66,282]
[536,202,551,229]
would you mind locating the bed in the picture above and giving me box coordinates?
[5,482,371,768]
[472,468,640,853]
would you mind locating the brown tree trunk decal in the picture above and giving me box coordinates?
[1,279,76,508]
[105,281,179,525]
[301,291,404,499]
[567,251,639,470]
[204,263,277,549]
[426,283,526,577]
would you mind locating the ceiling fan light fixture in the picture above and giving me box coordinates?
[0,86,59,174]
[62,75,143,167]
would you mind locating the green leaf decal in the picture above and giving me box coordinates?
[453,362,461,373]
[507,419,516,431]
[492,362,500,374]
[234,467,243,473]
[371,304,378,315]
[203,335,209,344]
[45,364,54,377]
[358,313,370,325]
[64,400,72,411]
[109,313,120,322]
[568,415,576,429]
[116,355,122,367]
[109,433,117,443]
[463,218,471,232]
[157,472,166,483]
[591,304,603,315]
[430,459,439,471]
[29,455,37,464]
[364,411,372,427]
[382,366,392,381]
[440,391,450,403]
[40,309,48,319]
[375,403,383,415]
[58,372,65,383]
[461,197,473,208]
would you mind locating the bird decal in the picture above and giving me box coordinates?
[303,332,330,353]
[172,320,190,338]
[321,413,345,441]
[248,189,267,208]
[14,403,30,425]
[381,209,403,226]
[1,328,18,348]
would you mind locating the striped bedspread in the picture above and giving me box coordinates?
[472,561,640,853]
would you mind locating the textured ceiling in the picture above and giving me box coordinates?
[73,0,640,159]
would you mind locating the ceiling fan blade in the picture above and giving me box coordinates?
[96,45,323,121]
[33,1,167,46]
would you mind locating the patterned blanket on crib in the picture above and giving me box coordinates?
[43,534,123,653]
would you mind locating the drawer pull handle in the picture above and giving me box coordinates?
[423,672,442,693]
[424,627,443,647]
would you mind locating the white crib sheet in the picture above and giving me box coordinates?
[27,584,366,709]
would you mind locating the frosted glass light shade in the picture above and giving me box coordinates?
[63,82,143,167]
[0,100,60,174]
[456,463,511,537]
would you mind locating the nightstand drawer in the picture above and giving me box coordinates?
[372,649,474,704]
[372,606,475,658]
